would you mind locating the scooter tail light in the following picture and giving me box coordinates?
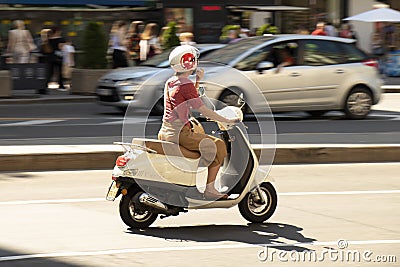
[362,59,378,69]
[116,155,130,167]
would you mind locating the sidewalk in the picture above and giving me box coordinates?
[0,87,95,105]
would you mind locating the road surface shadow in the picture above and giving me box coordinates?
[0,247,86,267]
[127,222,317,252]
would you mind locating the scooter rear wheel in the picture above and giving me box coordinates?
[119,188,158,229]
[238,182,277,223]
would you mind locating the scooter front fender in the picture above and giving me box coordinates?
[254,167,275,183]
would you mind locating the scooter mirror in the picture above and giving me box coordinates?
[198,85,206,97]
[238,93,245,107]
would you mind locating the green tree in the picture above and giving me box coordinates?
[82,21,108,69]
[219,25,240,42]
[162,22,180,49]
[256,24,279,36]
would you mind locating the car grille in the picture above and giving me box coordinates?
[97,86,120,102]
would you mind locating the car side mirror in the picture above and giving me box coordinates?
[256,61,274,73]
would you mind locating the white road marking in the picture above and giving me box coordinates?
[0,190,399,205]
[279,190,400,196]
[0,198,104,205]
[0,239,399,262]
[0,119,64,127]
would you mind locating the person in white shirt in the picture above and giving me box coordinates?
[61,38,75,88]
[324,22,337,37]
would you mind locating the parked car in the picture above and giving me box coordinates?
[95,43,225,113]
[199,34,383,119]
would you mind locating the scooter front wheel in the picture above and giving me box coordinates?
[119,188,158,229]
[238,182,277,223]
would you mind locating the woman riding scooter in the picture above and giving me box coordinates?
[158,45,239,200]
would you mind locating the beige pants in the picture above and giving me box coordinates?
[158,121,227,168]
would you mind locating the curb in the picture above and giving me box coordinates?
[1,144,399,172]
[0,95,96,105]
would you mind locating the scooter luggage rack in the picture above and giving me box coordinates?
[113,142,157,154]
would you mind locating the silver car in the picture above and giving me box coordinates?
[199,34,383,119]
[96,43,225,114]
[97,35,383,119]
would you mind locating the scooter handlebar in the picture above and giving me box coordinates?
[215,106,243,131]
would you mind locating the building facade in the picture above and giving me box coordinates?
[0,0,399,53]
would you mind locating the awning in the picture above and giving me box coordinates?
[227,5,309,12]
[0,0,147,6]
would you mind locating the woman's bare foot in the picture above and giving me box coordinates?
[204,184,228,200]
[203,191,228,200]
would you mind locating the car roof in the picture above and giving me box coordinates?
[201,34,357,66]
[270,34,356,44]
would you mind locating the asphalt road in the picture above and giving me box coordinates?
[0,163,398,266]
[0,93,399,145]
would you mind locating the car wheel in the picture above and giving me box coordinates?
[219,89,248,114]
[344,87,372,119]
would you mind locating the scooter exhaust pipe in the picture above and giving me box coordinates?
[138,193,168,211]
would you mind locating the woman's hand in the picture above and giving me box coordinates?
[196,68,204,81]
[227,117,241,124]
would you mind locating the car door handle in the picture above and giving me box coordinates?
[290,72,301,77]
[335,69,345,74]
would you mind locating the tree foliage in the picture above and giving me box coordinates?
[82,21,108,69]
[256,24,279,36]
[162,21,180,49]
[219,25,240,42]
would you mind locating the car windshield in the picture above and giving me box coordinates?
[201,36,275,65]
[139,48,174,68]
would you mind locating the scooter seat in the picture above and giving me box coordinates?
[132,138,200,159]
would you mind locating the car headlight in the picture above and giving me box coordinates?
[116,80,139,87]
[116,79,143,92]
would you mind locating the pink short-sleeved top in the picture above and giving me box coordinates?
[163,76,204,125]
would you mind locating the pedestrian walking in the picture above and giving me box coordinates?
[139,23,162,62]
[126,21,143,66]
[61,38,75,89]
[324,22,337,37]
[109,20,129,69]
[311,22,327,36]
[179,32,196,46]
[6,20,36,63]
[48,27,66,89]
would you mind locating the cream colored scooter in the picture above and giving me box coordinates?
[106,99,277,229]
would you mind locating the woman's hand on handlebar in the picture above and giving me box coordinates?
[228,117,241,124]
